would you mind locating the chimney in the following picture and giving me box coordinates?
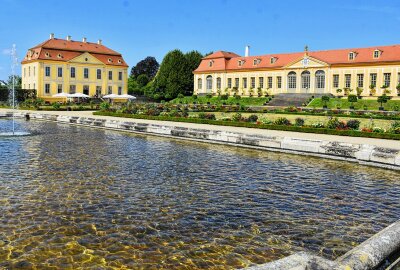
[82,37,87,43]
[245,45,250,57]
[50,33,54,39]
[66,35,72,41]
[97,39,102,45]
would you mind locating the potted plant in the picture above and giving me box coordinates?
[321,95,330,109]
[377,94,389,111]
[257,87,262,97]
[348,94,357,110]
[356,87,363,99]
[232,87,239,97]
[369,85,376,96]
[264,88,270,97]
[336,88,343,98]
[397,83,400,96]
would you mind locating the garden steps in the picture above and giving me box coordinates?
[267,93,330,107]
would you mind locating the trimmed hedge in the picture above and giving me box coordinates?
[93,111,400,140]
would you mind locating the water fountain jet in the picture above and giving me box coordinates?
[0,44,30,137]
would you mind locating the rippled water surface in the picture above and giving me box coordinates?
[0,119,399,269]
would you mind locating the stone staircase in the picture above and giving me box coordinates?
[268,93,330,107]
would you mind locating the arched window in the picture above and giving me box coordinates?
[301,71,310,89]
[288,71,297,89]
[315,70,325,89]
[206,75,212,90]
[198,78,202,90]
[216,77,221,89]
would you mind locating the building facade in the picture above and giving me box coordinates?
[193,45,400,97]
[21,34,128,101]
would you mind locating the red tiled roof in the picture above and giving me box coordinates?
[194,45,400,73]
[203,51,240,59]
[21,38,128,67]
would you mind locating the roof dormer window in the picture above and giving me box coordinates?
[270,57,277,64]
[118,59,122,64]
[57,53,62,59]
[45,52,50,57]
[348,52,355,60]
[238,60,245,67]
[208,60,214,67]
[253,58,261,65]
[108,58,112,63]
[373,49,381,59]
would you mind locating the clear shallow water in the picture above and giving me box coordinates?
[0,119,399,269]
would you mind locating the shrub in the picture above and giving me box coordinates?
[391,121,400,134]
[100,102,111,111]
[177,93,185,99]
[348,94,358,107]
[220,94,229,100]
[321,95,330,107]
[377,94,389,108]
[295,118,305,126]
[275,117,291,126]
[52,102,61,110]
[285,106,299,112]
[346,119,361,130]
[247,114,258,122]
[326,117,346,129]
[232,112,243,122]
[206,94,213,99]
[312,122,325,128]
[198,112,216,120]
[372,127,385,133]
[234,95,241,100]
[193,95,198,99]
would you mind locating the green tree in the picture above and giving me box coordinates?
[137,74,150,87]
[128,76,142,95]
[130,56,159,79]
[347,94,357,109]
[184,50,203,95]
[377,94,389,110]
[7,75,22,89]
[321,95,330,108]
[151,49,203,99]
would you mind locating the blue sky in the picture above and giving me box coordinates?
[0,0,399,80]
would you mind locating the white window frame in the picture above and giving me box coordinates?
[345,74,351,88]
[357,74,364,88]
[333,74,339,88]
[383,73,391,87]
[370,73,377,87]
[288,72,296,89]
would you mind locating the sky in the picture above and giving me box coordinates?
[0,0,399,80]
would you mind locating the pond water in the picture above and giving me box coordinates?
[0,119,399,269]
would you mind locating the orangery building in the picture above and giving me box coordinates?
[193,45,400,97]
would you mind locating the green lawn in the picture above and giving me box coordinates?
[189,112,397,130]
[169,96,270,106]
[308,97,400,110]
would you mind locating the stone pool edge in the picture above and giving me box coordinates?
[245,219,400,270]
[2,111,400,269]
[2,111,400,171]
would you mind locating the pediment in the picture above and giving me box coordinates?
[285,56,328,69]
[69,52,104,65]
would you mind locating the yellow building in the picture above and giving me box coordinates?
[193,45,400,97]
[21,33,129,102]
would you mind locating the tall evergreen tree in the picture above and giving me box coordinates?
[151,50,203,99]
